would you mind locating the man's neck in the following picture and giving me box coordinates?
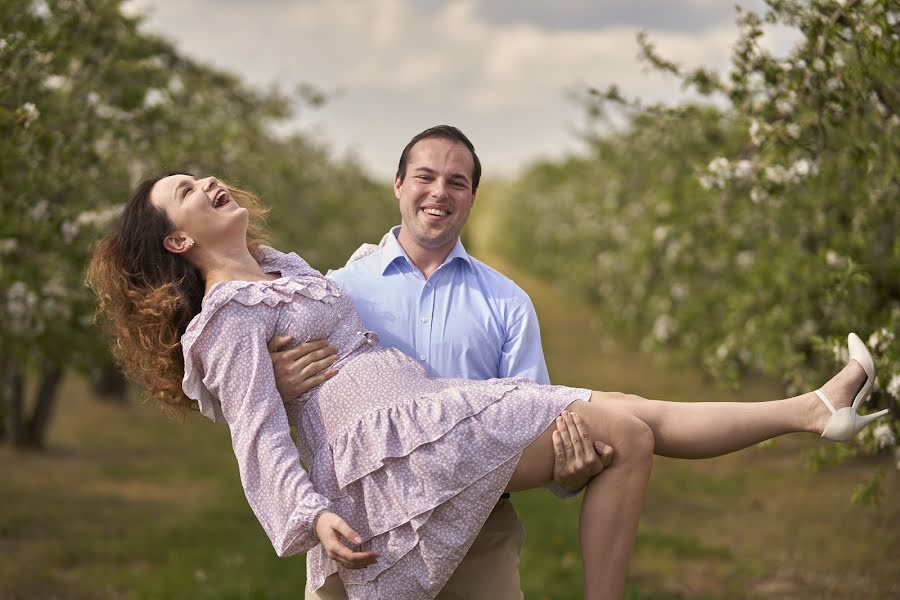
[396,228,458,279]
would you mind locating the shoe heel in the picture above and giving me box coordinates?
[857,409,889,428]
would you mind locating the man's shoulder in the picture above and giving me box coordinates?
[464,255,533,306]
[328,238,392,282]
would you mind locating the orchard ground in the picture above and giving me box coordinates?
[2,255,897,599]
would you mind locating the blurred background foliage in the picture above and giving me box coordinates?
[1,0,898,596]
[1,0,394,447]
[493,0,899,473]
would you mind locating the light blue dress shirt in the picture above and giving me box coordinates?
[328,227,579,498]
[328,227,551,384]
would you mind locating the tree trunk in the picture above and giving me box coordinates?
[92,364,129,402]
[26,363,63,448]
[3,357,26,446]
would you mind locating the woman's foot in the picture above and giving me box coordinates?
[814,333,888,442]
[810,360,867,435]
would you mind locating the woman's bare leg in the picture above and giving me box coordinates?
[589,360,867,458]
[505,360,869,599]
[508,404,655,599]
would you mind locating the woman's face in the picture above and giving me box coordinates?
[150,174,247,253]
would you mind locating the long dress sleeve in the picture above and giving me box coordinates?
[193,300,332,556]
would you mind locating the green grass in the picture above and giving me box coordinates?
[3,257,899,598]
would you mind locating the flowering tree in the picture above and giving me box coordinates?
[1,0,394,447]
[496,0,898,498]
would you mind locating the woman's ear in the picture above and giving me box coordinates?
[162,232,195,254]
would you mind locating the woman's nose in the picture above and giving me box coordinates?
[202,176,218,191]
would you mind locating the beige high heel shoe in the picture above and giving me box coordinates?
[816,333,890,442]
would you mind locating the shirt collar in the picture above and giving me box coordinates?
[379,225,472,275]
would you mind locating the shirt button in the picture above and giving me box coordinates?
[421,316,429,323]
[424,281,431,287]
[419,355,426,361]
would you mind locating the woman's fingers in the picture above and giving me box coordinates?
[319,513,380,569]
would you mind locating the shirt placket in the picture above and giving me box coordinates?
[416,269,439,370]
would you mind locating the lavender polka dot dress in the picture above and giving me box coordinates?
[180,247,590,599]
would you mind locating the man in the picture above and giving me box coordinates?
[269,125,610,599]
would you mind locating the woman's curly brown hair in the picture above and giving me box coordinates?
[86,172,270,416]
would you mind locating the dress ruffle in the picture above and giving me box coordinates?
[181,260,343,424]
[330,381,519,489]
[305,379,585,594]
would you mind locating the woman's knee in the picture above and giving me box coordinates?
[616,414,655,464]
[575,402,654,464]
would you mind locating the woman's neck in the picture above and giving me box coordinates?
[199,244,276,292]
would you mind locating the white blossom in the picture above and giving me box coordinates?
[671,282,689,301]
[0,238,17,255]
[76,204,124,228]
[750,187,765,204]
[887,374,900,400]
[749,119,763,145]
[0,38,7,53]
[716,342,731,360]
[28,199,50,220]
[873,424,896,450]
[43,74,69,91]
[832,341,849,364]
[813,58,827,72]
[776,98,793,116]
[868,24,882,38]
[736,250,755,269]
[789,158,814,179]
[61,221,79,242]
[825,249,843,268]
[733,159,754,179]
[653,314,674,343]
[15,102,40,127]
[143,88,166,109]
[30,0,51,20]
[653,225,669,243]
[867,327,894,352]
[786,123,802,139]
[708,157,730,177]
[764,164,788,184]
[698,174,714,190]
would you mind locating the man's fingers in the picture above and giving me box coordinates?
[556,414,575,462]
[596,441,615,468]
[284,341,336,364]
[552,430,566,465]
[267,335,293,353]
[563,412,585,463]
[298,369,339,394]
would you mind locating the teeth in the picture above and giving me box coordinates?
[422,208,447,217]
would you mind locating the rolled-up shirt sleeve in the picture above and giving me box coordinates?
[197,302,331,556]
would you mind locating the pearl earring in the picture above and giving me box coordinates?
[187,239,195,248]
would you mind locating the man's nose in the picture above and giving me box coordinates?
[429,180,449,199]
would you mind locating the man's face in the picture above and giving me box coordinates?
[395,137,476,251]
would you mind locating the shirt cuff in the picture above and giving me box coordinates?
[546,481,582,499]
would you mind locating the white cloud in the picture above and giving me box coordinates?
[126,0,789,179]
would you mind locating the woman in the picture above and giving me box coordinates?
[87,173,888,600]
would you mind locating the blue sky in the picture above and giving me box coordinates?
[126,0,789,180]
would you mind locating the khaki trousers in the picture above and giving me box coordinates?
[305,499,525,600]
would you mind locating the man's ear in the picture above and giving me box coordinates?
[162,232,194,254]
[394,175,403,200]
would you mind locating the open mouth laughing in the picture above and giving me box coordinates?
[212,188,230,209]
